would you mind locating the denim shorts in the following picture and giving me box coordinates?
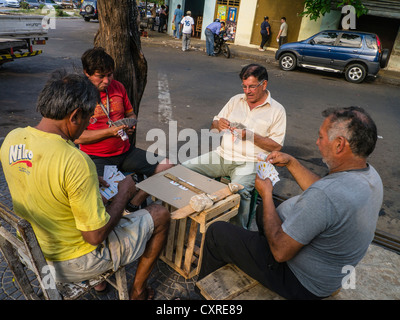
[48,209,154,283]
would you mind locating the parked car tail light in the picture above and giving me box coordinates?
[376,35,382,54]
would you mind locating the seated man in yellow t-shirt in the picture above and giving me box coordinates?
[0,71,170,300]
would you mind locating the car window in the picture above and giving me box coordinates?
[312,32,338,46]
[337,33,362,48]
[365,34,378,50]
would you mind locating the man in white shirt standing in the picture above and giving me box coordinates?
[180,11,195,52]
[182,64,286,228]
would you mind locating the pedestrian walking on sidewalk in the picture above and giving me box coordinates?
[259,16,270,51]
[180,11,194,52]
[158,5,167,33]
[173,4,184,39]
[276,17,288,48]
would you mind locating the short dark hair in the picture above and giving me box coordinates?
[239,63,268,82]
[264,16,269,20]
[281,17,286,21]
[36,70,100,120]
[322,106,378,158]
[81,47,115,76]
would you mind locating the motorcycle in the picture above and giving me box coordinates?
[213,31,231,58]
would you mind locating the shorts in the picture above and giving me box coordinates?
[89,146,162,178]
[48,209,154,283]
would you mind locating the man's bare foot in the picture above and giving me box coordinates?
[130,286,155,300]
[94,281,108,295]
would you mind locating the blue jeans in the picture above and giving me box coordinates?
[182,151,257,229]
[205,28,214,55]
[174,21,181,39]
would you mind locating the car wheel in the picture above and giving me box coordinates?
[279,53,296,71]
[85,5,94,13]
[380,49,389,68]
[84,17,90,22]
[345,64,366,83]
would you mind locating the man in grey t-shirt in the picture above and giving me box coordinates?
[276,17,288,48]
[197,106,383,299]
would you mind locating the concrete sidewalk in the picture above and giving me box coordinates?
[141,29,400,87]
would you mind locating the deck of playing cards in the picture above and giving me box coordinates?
[99,165,125,200]
[256,160,280,186]
[113,118,137,128]
[229,122,246,129]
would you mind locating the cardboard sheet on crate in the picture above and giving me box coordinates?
[136,165,228,210]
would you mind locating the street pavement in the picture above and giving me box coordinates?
[0,29,399,301]
[141,29,400,87]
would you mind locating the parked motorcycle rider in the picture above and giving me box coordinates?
[205,19,225,56]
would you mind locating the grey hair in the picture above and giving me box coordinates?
[322,106,378,158]
[36,70,100,120]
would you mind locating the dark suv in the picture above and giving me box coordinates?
[80,0,98,22]
[275,30,389,83]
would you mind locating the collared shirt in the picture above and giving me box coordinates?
[80,79,133,157]
[206,21,222,35]
[213,91,286,162]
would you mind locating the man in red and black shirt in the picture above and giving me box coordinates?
[76,47,173,210]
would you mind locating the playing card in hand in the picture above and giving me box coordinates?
[100,165,125,200]
[113,118,137,128]
[256,161,280,186]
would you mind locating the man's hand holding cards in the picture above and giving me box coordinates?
[99,165,125,200]
[256,153,280,186]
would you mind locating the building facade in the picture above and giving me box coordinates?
[165,0,400,72]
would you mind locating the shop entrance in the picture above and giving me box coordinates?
[184,0,205,38]
[214,0,241,42]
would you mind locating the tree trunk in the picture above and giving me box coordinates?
[94,0,147,117]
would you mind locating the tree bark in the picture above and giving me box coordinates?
[94,0,147,117]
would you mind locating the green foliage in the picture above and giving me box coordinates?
[55,8,69,17]
[301,0,368,21]
[20,2,30,9]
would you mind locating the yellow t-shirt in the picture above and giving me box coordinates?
[0,127,110,261]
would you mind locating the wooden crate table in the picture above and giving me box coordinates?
[136,165,240,279]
